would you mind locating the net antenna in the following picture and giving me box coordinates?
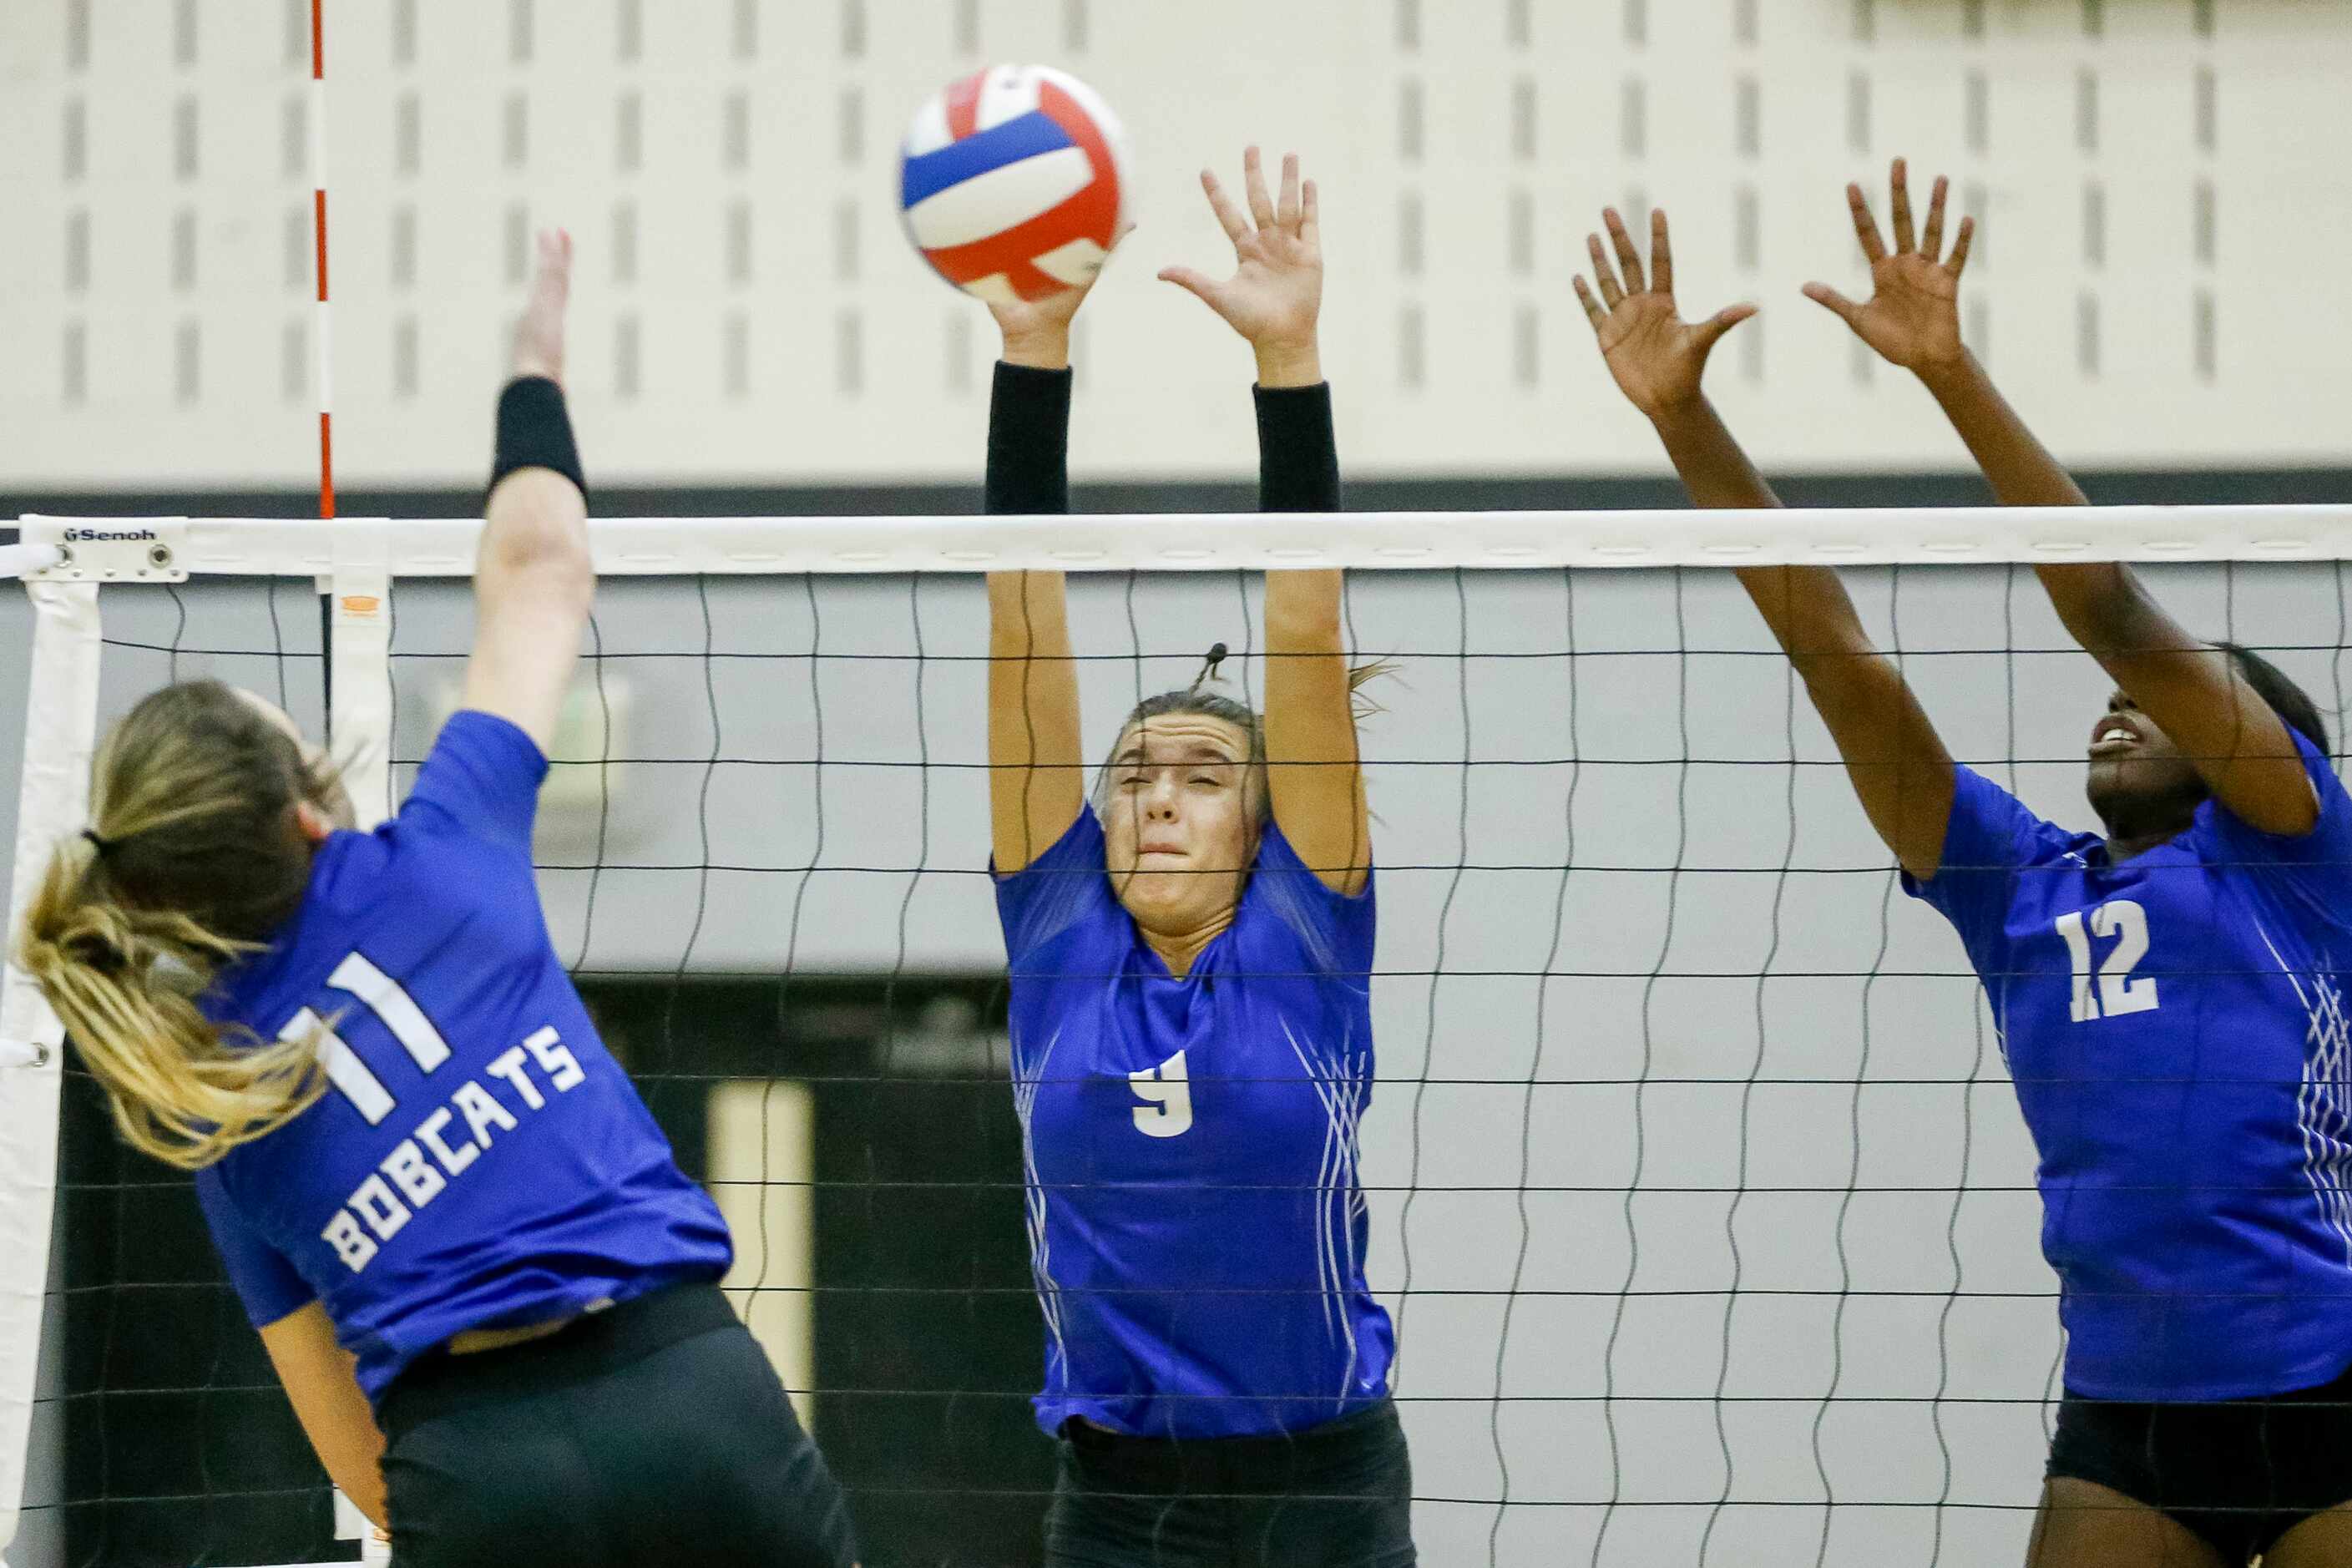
[306,13,392,1551]
[306,0,391,837]
[309,0,334,526]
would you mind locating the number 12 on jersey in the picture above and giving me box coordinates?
[2056,899,2159,1023]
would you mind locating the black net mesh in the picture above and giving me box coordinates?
[23,556,2352,1565]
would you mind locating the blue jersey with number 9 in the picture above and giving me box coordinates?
[995,808,1395,1439]
[1904,731,2352,1401]
[194,711,731,1404]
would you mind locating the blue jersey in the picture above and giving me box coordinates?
[1906,733,2352,1400]
[995,810,1395,1439]
[195,711,731,1404]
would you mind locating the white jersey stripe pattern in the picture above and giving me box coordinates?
[2247,914,2352,1268]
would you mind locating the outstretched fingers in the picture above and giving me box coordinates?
[1605,207,1647,296]
[1846,183,1889,265]
[1200,167,1252,247]
[1945,213,1976,277]
[1649,209,1675,297]
[1692,302,1758,353]
[1277,152,1302,235]
[1300,178,1320,250]
[1572,273,1608,333]
[1586,230,1626,308]
[1801,281,1864,329]
[1156,264,1222,307]
[1242,145,1277,234]
[1920,174,1950,263]
[513,229,574,382]
[529,228,574,294]
[1889,158,1917,255]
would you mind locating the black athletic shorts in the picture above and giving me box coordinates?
[1044,1399,1415,1568]
[2046,1359,2352,1562]
[376,1283,857,1568]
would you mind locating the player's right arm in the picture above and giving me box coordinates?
[983,255,1114,873]
[1576,205,1955,881]
[462,230,593,756]
[259,1302,388,1530]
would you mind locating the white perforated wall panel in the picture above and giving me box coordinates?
[0,3,2345,480]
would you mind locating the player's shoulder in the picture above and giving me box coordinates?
[1235,875,1373,983]
[1949,766,2091,867]
[1011,889,1130,979]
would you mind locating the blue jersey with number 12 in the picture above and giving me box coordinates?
[1905,732,2352,1400]
[195,711,731,1404]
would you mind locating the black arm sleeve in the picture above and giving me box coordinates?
[984,362,1074,517]
[488,376,586,500]
[1254,382,1341,514]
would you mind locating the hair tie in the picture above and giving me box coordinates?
[1191,642,1229,691]
[81,828,113,856]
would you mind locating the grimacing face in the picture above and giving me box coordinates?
[1100,712,1262,940]
[234,688,358,833]
[2084,688,2205,840]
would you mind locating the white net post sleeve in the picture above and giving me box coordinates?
[0,579,99,1553]
[327,535,395,1554]
[327,534,394,831]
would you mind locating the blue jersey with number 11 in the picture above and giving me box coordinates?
[195,711,731,1404]
[1905,732,2352,1401]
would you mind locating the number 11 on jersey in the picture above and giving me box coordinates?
[2056,899,2160,1024]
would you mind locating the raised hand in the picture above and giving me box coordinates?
[511,228,573,385]
[1160,147,1323,387]
[1574,208,1756,422]
[987,227,1127,371]
[1803,159,1975,374]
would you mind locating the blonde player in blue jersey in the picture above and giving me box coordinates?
[1574,162,2352,1567]
[16,234,857,1568]
[979,149,1413,1567]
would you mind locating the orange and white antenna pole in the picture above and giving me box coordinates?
[310,0,334,518]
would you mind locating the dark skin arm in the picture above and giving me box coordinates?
[1809,160,2315,837]
[1576,206,1955,880]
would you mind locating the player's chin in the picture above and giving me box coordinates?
[1114,870,1190,914]
[2085,756,2200,819]
[1117,874,1236,928]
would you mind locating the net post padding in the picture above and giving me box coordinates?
[328,534,394,831]
[22,506,2352,578]
[0,580,99,1551]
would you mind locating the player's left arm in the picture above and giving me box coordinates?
[463,229,594,754]
[1165,149,1367,894]
[258,1302,387,1531]
[2043,569,2316,835]
[1805,159,2085,512]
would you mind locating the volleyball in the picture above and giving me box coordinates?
[896,64,1130,305]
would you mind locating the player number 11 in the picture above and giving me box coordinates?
[2054,900,2159,1024]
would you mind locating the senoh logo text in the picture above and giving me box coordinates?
[61,528,159,544]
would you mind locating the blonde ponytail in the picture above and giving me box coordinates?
[13,680,335,1171]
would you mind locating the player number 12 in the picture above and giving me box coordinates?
[2054,900,2159,1023]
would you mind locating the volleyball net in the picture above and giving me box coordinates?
[5,507,2349,1567]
